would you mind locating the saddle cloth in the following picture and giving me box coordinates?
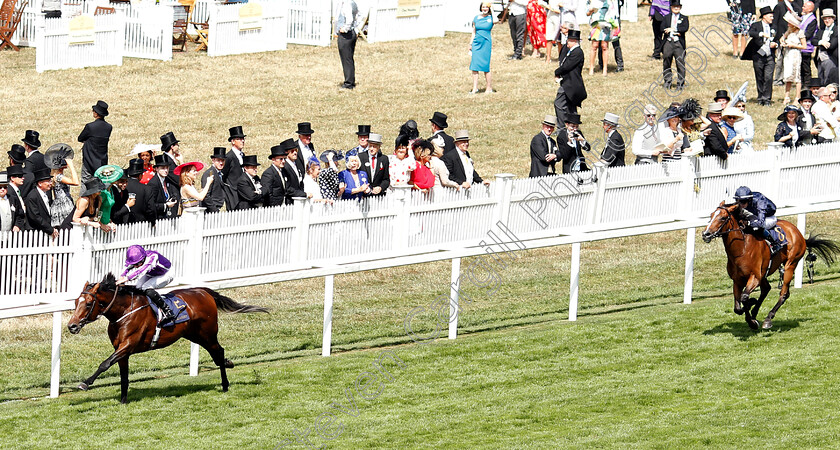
[147,293,190,326]
[767,226,788,246]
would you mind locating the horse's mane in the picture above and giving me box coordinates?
[96,272,147,296]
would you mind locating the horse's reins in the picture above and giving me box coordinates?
[708,206,746,240]
[79,284,121,325]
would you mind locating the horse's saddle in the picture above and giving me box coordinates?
[147,294,190,326]
[767,226,789,247]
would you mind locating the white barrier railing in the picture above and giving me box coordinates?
[11,0,42,47]
[287,0,330,46]
[207,0,287,57]
[367,0,445,43]
[120,3,174,60]
[35,12,124,72]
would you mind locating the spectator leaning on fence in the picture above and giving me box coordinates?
[797,89,821,145]
[125,158,155,224]
[703,103,730,160]
[429,141,458,189]
[6,165,29,225]
[632,104,663,164]
[149,155,180,219]
[108,171,131,225]
[600,113,625,166]
[318,148,342,201]
[262,144,291,208]
[25,169,58,238]
[201,147,234,213]
[339,154,370,200]
[389,134,415,187]
[282,139,308,199]
[236,155,263,210]
[409,139,435,193]
[176,161,212,210]
[775,104,808,147]
[304,156,333,205]
[732,99,755,152]
[443,130,490,189]
[78,100,112,192]
[358,133,389,196]
[0,172,25,232]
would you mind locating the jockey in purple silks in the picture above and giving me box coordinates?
[116,244,175,320]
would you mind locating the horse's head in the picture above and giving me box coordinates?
[702,202,741,243]
[67,273,118,334]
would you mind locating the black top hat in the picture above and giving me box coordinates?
[759,6,772,16]
[80,179,106,197]
[228,126,246,141]
[714,90,730,101]
[153,154,169,167]
[269,145,289,159]
[280,138,297,151]
[160,132,179,152]
[33,168,51,182]
[799,89,816,103]
[670,0,682,6]
[563,113,582,125]
[567,29,581,40]
[241,154,260,167]
[429,112,448,129]
[92,100,109,117]
[126,158,145,177]
[7,164,24,177]
[22,130,41,149]
[356,125,371,136]
[210,146,227,160]
[296,122,315,135]
[8,144,26,163]
[808,77,822,88]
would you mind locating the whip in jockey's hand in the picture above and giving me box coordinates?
[733,186,785,255]
[121,245,176,321]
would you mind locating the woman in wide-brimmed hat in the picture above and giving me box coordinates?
[46,143,79,229]
[774,105,808,148]
[72,179,114,232]
[781,12,807,104]
[721,107,745,153]
[731,99,755,152]
[93,164,123,229]
[175,161,213,210]
[127,143,160,184]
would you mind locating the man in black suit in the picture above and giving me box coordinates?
[148,155,180,219]
[22,130,46,173]
[235,155,263,210]
[295,122,316,166]
[442,130,490,189]
[201,147,237,213]
[358,133,390,195]
[0,172,25,231]
[223,126,246,186]
[428,112,456,155]
[660,0,689,89]
[351,125,371,155]
[336,0,359,90]
[125,159,155,224]
[78,100,112,191]
[5,165,29,229]
[600,113,626,167]
[25,169,57,238]
[160,132,182,187]
[529,115,559,177]
[281,139,308,198]
[557,113,593,174]
[554,29,587,117]
[7,145,33,198]
[813,9,838,86]
[703,103,729,160]
[261,144,291,207]
[743,7,777,105]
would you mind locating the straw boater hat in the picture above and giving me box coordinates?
[721,107,744,122]
[0,172,7,186]
[707,102,724,114]
[454,130,470,142]
[542,115,557,127]
[823,8,835,18]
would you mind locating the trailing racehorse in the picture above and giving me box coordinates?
[67,273,269,403]
[702,202,839,330]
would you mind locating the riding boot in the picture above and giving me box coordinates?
[763,229,783,255]
[146,289,175,321]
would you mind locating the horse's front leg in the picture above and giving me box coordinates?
[733,282,745,315]
[738,276,760,313]
[79,345,132,391]
[118,358,130,404]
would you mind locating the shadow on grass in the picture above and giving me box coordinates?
[64,374,264,405]
[703,318,808,341]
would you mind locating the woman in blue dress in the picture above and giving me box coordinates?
[470,2,494,94]
[338,154,371,200]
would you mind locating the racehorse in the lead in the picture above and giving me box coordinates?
[702,202,839,330]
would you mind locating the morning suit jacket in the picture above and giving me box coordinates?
[164,152,180,188]
[201,167,237,212]
[556,128,592,174]
[812,24,838,62]
[77,118,112,173]
[601,130,626,167]
[109,185,130,225]
[25,151,47,173]
[554,44,587,109]
[281,161,307,198]
[442,149,483,185]
[429,131,456,155]
[295,140,315,174]
[7,186,29,230]
[148,174,180,219]
[358,151,390,194]
[797,111,819,145]
[14,168,34,198]
[703,119,729,160]
[223,149,244,186]
[24,188,54,235]
[235,174,263,210]
[742,21,775,60]
[659,13,689,49]
[126,178,154,224]
[261,164,291,207]
[529,132,558,177]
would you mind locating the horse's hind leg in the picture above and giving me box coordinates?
[118,358,130,404]
[190,333,230,392]
[763,264,796,330]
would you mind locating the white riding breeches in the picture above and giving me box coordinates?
[763,216,777,230]
[133,274,173,290]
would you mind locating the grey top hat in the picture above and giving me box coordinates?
[602,112,620,126]
[454,130,470,141]
[542,114,557,127]
[707,102,724,114]
[0,172,8,185]
[822,8,835,17]
[368,133,383,144]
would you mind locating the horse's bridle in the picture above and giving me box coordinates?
[78,284,120,326]
[706,206,746,240]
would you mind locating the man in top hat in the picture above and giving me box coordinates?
[808,77,823,96]
[124,158,154,224]
[529,115,559,177]
[442,130,489,189]
[236,155,263,210]
[631,104,663,164]
[22,130,46,173]
[295,122,316,165]
[713,90,730,109]
[148,154,180,219]
[7,144,33,198]
[703,102,729,160]
[557,113,593,174]
[0,172,25,232]
[554,29,587,117]
[261,145,292,207]
[428,112,456,155]
[351,125,371,154]
[660,0,689,90]
[160,132,182,187]
[5,165,29,228]
[797,89,821,145]
[25,169,57,238]
[336,0,361,90]
[281,138,308,198]
[600,113,626,167]
[78,100,113,191]
[743,6,777,106]
[201,147,237,213]
[223,126,246,186]
[358,133,390,195]
[813,9,838,87]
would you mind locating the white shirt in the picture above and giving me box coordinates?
[632,123,661,157]
[38,187,51,212]
[457,149,474,184]
[812,100,839,139]
[231,148,243,166]
[0,195,11,231]
[298,141,314,164]
[508,0,527,16]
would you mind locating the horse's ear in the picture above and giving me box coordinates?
[719,200,726,207]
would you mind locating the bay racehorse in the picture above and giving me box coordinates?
[67,273,268,403]
[702,202,839,330]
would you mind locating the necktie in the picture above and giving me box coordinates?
[162,178,169,200]
[371,155,376,175]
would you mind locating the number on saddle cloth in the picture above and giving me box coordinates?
[147,294,190,325]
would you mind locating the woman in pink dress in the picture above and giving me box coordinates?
[409,140,435,193]
[527,0,548,58]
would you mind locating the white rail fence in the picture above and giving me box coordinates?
[35,12,124,72]
[287,0,330,46]
[367,0,445,43]
[3,142,840,398]
[120,3,174,60]
[206,0,287,57]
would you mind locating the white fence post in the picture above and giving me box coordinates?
[70,224,93,290]
[181,208,205,376]
[49,310,62,398]
[684,227,695,304]
[448,257,461,340]
[795,213,806,288]
[569,242,581,321]
[391,186,412,251]
[493,173,515,225]
[588,164,609,225]
[292,198,311,261]
[322,274,334,356]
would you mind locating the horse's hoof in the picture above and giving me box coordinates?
[734,307,744,316]
[762,320,773,330]
[224,359,234,368]
[78,382,89,391]
[747,318,760,330]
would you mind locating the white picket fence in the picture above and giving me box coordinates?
[287,0,330,46]
[4,142,840,398]
[206,0,287,57]
[34,12,124,72]
[366,0,445,43]
[120,3,174,60]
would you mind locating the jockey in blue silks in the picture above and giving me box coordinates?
[116,244,175,320]
[733,186,785,254]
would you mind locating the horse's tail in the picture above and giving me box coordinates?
[805,234,840,266]
[206,289,270,314]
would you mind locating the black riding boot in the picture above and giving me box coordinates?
[146,289,175,321]
[763,229,783,255]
